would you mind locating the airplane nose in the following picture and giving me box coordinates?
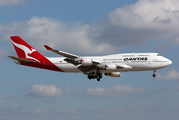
[162,57,172,67]
[168,59,172,65]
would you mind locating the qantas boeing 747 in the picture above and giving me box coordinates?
[8,36,172,81]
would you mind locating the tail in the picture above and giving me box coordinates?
[10,36,43,63]
[9,36,64,72]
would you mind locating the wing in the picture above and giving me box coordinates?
[44,45,132,73]
[44,45,101,66]
[78,65,97,73]
[44,45,79,58]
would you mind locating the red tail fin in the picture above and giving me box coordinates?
[10,36,64,72]
[10,36,43,63]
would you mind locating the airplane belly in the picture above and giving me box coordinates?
[127,62,152,71]
[55,63,80,73]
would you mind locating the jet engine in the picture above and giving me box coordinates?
[105,72,121,77]
[105,64,117,71]
[80,59,93,66]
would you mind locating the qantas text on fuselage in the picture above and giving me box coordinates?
[8,36,172,81]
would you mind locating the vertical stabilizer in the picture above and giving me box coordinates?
[10,36,64,72]
[10,36,43,63]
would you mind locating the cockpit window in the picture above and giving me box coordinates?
[157,54,161,56]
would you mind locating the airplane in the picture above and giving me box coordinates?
[8,36,172,81]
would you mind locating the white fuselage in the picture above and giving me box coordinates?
[47,53,172,73]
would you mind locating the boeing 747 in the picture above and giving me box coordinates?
[8,36,172,81]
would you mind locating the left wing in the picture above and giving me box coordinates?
[44,45,79,59]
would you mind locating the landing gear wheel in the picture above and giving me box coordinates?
[153,70,156,78]
[152,74,156,78]
[87,76,91,80]
[97,78,100,81]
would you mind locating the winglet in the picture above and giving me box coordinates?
[44,45,52,50]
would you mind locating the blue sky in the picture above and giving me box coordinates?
[0,0,179,120]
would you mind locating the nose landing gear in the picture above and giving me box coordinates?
[152,70,156,78]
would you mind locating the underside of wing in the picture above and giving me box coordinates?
[77,65,97,73]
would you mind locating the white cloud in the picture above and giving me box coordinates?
[0,17,115,56]
[1,0,179,58]
[174,86,179,90]
[174,86,179,91]
[101,107,126,113]
[55,107,86,114]
[0,49,8,59]
[88,0,179,47]
[85,85,145,96]
[0,94,11,99]
[33,108,47,115]
[0,0,24,6]
[156,69,179,81]
[26,84,63,97]
[6,103,21,110]
[108,0,179,28]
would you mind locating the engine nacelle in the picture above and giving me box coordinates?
[105,64,117,71]
[80,59,93,66]
[105,72,121,77]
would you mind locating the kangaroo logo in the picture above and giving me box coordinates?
[12,41,41,63]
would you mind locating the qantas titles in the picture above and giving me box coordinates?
[123,57,148,61]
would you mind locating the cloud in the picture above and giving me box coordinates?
[0,49,8,59]
[32,108,47,115]
[1,0,179,58]
[100,104,169,120]
[156,69,179,81]
[4,103,21,110]
[174,86,179,91]
[26,84,63,97]
[0,0,24,6]
[56,108,83,114]
[0,94,11,99]
[84,85,145,96]
[108,0,179,27]
[8,103,20,110]
[88,0,179,47]
[0,17,115,57]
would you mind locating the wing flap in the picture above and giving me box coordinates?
[8,56,37,63]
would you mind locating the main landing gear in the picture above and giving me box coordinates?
[152,70,156,78]
[87,73,102,81]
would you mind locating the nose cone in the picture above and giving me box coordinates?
[160,57,172,68]
[165,58,172,67]
[168,59,172,65]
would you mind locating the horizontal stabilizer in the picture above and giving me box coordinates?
[8,56,37,63]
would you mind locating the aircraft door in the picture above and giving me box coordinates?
[147,57,151,66]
